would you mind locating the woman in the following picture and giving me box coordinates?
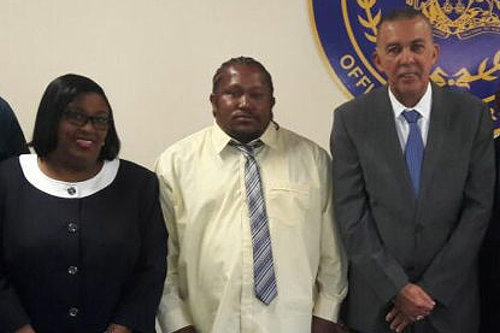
[0,74,167,333]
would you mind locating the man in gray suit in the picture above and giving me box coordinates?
[331,8,494,333]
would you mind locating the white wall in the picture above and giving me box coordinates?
[0,0,347,168]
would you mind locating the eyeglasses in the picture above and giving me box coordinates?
[62,110,110,130]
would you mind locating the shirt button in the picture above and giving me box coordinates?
[68,266,79,275]
[67,187,76,195]
[68,223,78,233]
[68,307,79,317]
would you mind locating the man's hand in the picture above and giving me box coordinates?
[14,325,36,333]
[105,323,132,333]
[394,283,435,320]
[385,283,435,332]
[172,326,197,333]
[311,316,348,333]
[385,307,413,332]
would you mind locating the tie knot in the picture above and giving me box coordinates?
[229,140,263,157]
[402,110,421,124]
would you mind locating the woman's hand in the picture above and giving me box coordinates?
[14,325,36,333]
[105,323,132,333]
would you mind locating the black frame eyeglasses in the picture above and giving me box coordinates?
[62,110,110,131]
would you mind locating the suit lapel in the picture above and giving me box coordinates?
[372,88,417,203]
[418,84,448,208]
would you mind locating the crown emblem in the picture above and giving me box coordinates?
[406,0,500,39]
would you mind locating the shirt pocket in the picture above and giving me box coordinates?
[266,181,311,227]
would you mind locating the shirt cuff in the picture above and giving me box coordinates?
[312,293,343,323]
[158,302,194,333]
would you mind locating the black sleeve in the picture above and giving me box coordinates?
[0,159,31,331]
[111,172,168,333]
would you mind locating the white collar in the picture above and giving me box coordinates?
[389,82,432,119]
[19,154,119,198]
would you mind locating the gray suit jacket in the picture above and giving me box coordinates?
[331,84,494,333]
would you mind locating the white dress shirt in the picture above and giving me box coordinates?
[389,82,432,151]
[155,123,347,333]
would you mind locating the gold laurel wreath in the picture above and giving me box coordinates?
[430,49,500,88]
[357,0,380,43]
[356,1,500,90]
[491,107,498,122]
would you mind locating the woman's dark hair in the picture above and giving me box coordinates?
[30,74,120,160]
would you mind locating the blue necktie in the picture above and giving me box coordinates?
[230,141,278,305]
[402,110,424,196]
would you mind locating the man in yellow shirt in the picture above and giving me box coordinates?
[155,57,347,333]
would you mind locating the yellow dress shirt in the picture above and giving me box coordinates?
[155,123,347,333]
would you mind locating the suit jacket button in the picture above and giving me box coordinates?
[68,307,79,317]
[68,266,79,275]
[68,223,78,233]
